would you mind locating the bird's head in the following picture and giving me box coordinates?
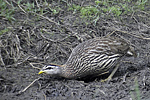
[38,65,62,76]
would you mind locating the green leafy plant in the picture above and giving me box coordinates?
[22,2,35,12]
[95,0,132,16]
[108,5,122,16]
[0,0,15,21]
[0,28,9,35]
[80,6,99,18]
[68,4,99,19]
[130,79,141,100]
[136,0,148,10]
[49,6,61,15]
[68,4,82,14]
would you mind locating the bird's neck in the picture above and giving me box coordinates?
[60,64,76,79]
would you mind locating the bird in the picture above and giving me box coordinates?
[38,36,136,81]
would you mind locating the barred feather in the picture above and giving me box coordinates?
[39,36,136,79]
[61,37,134,79]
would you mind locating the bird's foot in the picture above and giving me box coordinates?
[101,77,112,82]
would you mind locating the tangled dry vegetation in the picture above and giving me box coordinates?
[0,0,150,100]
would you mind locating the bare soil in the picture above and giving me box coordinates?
[0,0,150,100]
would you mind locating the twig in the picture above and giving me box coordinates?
[122,72,128,83]
[18,77,41,94]
[40,32,58,43]
[29,63,41,69]
[35,0,40,8]
[104,26,150,40]
[0,49,5,66]
[18,4,27,14]
[42,91,47,100]
[4,0,11,5]
[31,12,78,36]
[106,30,116,37]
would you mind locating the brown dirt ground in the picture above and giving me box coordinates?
[0,0,150,100]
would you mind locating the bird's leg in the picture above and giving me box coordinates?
[101,63,120,82]
[97,71,109,76]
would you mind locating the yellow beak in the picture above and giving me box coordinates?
[38,70,45,74]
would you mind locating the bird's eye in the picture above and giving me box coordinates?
[46,67,53,70]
